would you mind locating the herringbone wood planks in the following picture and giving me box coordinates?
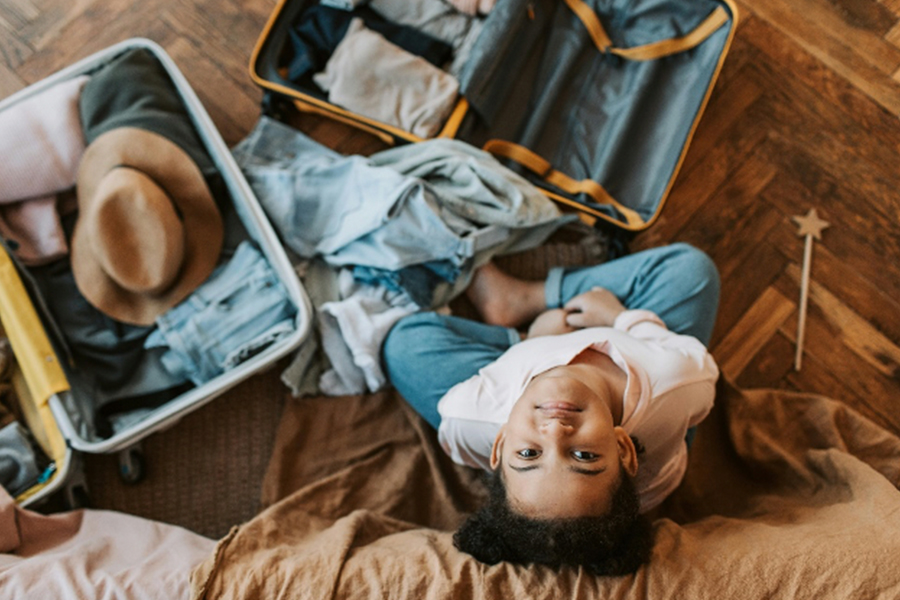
[630,7,900,437]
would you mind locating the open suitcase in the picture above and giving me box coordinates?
[0,38,313,507]
[248,0,739,233]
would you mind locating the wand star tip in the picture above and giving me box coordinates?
[792,208,831,240]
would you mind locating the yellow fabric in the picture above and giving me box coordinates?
[11,369,70,504]
[0,247,70,503]
[437,98,470,139]
[0,247,69,408]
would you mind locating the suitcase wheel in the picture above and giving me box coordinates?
[65,483,91,509]
[118,446,146,485]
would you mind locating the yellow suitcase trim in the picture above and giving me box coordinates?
[0,247,70,405]
[0,246,71,502]
[563,0,731,60]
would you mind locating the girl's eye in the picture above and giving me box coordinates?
[516,449,541,459]
[572,451,598,461]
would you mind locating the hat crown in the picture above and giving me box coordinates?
[89,167,186,296]
[72,127,224,326]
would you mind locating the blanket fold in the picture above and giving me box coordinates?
[191,379,900,599]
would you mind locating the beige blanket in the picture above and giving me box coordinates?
[191,379,900,598]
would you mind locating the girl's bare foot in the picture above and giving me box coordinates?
[466,262,546,328]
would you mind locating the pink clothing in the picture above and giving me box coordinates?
[0,196,68,266]
[437,309,719,511]
[0,75,89,265]
[444,0,496,15]
[0,486,215,599]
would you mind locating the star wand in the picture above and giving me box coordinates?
[791,209,830,371]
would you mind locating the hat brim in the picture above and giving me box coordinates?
[72,127,224,326]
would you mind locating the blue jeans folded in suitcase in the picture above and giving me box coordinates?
[145,241,297,386]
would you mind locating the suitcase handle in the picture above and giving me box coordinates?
[563,0,731,61]
[483,139,645,229]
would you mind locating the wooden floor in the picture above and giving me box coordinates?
[2,0,900,510]
[630,0,900,438]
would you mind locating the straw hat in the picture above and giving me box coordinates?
[71,127,224,326]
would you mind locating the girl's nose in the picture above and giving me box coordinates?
[539,419,574,436]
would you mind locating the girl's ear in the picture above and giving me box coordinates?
[615,427,639,477]
[489,425,506,470]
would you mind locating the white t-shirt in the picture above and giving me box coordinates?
[437,309,719,512]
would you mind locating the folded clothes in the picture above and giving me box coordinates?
[0,75,89,265]
[444,0,496,15]
[145,242,297,386]
[286,4,453,83]
[0,75,89,203]
[369,0,484,77]
[0,196,70,266]
[314,18,460,138]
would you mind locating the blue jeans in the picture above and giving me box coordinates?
[232,117,571,274]
[145,241,298,386]
[382,243,720,429]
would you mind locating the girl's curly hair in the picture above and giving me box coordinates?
[453,445,653,577]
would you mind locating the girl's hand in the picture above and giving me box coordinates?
[564,287,626,329]
[525,308,578,339]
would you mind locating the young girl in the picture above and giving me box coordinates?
[382,243,720,575]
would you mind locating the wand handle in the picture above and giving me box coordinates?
[794,235,814,371]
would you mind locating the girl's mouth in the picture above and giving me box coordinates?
[536,402,581,413]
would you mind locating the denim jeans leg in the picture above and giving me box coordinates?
[146,242,298,385]
[382,312,519,429]
[544,243,720,346]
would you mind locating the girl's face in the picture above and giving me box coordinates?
[490,366,637,519]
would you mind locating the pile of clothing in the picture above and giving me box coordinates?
[232,116,575,396]
[284,0,495,137]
